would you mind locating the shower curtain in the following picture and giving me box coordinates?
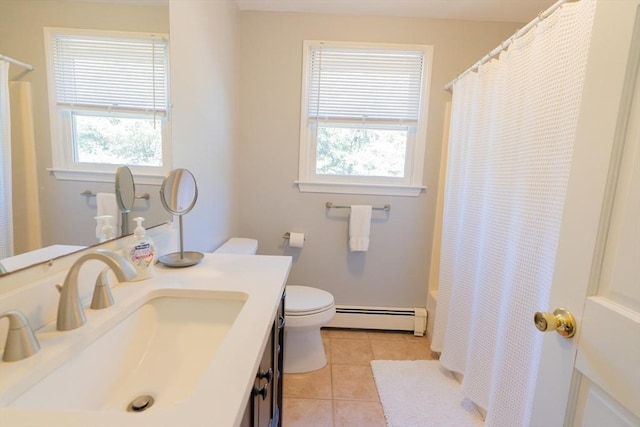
[10,81,42,254]
[431,1,596,426]
[0,60,13,259]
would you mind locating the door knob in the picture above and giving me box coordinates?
[534,308,576,338]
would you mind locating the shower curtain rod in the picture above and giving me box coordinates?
[444,0,579,91]
[0,54,34,71]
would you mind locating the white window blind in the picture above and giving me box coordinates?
[307,46,425,123]
[51,32,168,115]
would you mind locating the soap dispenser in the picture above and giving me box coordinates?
[95,215,115,242]
[126,217,155,281]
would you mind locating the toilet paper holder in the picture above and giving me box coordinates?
[282,232,305,241]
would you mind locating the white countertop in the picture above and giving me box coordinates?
[0,253,292,427]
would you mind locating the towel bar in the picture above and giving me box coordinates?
[80,190,150,200]
[325,201,390,211]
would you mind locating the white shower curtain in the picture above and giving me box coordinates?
[0,60,13,259]
[10,81,42,254]
[432,1,596,426]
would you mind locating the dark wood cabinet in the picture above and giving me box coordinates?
[240,292,284,427]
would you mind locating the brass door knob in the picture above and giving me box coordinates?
[534,308,576,338]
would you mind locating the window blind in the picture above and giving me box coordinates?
[307,46,424,123]
[51,33,168,115]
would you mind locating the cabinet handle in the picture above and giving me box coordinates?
[278,315,285,330]
[253,384,268,400]
[258,367,273,382]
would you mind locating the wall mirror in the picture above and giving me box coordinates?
[158,169,203,268]
[0,0,169,277]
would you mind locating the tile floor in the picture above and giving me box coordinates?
[282,328,439,427]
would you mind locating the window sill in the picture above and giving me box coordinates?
[47,168,164,186]
[295,181,425,197]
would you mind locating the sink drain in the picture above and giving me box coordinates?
[127,395,155,412]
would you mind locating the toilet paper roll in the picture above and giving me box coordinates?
[288,232,305,248]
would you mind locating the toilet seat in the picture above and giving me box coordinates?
[286,285,334,316]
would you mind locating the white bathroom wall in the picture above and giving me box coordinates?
[169,0,241,252]
[237,12,520,307]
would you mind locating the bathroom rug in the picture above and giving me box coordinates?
[370,359,484,427]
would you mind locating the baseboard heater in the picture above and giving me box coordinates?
[326,305,427,336]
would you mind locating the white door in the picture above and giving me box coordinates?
[530,1,640,426]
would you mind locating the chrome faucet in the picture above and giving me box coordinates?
[1,311,40,362]
[57,249,137,331]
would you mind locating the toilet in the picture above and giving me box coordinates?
[214,238,335,374]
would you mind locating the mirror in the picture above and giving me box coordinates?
[159,169,198,215]
[115,166,135,235]
[158,169,203,268]
[0,0,169,276]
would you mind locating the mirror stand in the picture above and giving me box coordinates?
[121,211,129,236]
[115,166,135,236]
[158,215,203,267]
[157,168,203,268]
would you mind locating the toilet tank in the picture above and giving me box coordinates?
[213,238,258,255]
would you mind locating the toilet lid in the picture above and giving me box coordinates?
[286,285,334,315]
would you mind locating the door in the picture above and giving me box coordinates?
[530,1,640,426]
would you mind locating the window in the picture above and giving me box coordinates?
[297,41,433,196]
[44,28,170,183]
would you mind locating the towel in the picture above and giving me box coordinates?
[349,205,372,252]
[96,193,119,237]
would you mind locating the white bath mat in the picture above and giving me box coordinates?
[371,360,484,427]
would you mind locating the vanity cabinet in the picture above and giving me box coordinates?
[240,292,285,427]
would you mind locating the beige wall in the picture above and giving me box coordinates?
[0,0,170,248]
[237,12,520,307]
[169,0,240,251]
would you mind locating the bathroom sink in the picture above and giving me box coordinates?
[7,290,247,412]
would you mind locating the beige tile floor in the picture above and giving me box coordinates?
[282,328,439,427]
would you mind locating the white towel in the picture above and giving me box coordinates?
[349,205,372,252]
[96,193,120,237]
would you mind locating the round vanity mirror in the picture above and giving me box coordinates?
[159,168,198,215]
[158,169,203,267]
[115,166,135,235]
